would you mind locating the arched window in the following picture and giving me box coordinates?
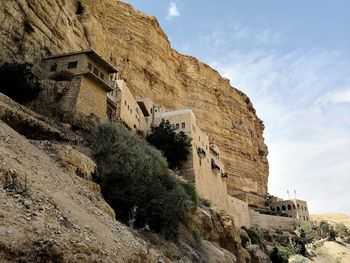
[282,205,286,211]
[272,207,275,211]
[297,204,300,209]
[277,206,281,211]
[287,204,292,210]
[293,204,296,210]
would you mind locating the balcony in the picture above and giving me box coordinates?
[221,172,228,179]
[197,147,206,159]
[211,159,221,173]
[209,146,220,160]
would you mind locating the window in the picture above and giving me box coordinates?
[100,72,105,80]
[67,61,78,69]
[93,67,99,76]
[50,63,57,72]
[127,105,129,110]
[181,122,185,128]
[287,204,292,210]
[125,100,127,106]
[277,206,281,211]
[282,205,286,210]
[293,204,296,210]
[297,204,300,209]
[175,123,180,130]
[88,63,93,71]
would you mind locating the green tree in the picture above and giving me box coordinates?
[93,123,197,240]
[147,120,192,170]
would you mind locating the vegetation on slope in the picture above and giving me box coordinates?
[93,123,197,240]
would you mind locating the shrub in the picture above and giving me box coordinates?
[0,62,40,103]
[295,225,314,243]
[335,223,349,238]
[49,70,74,81]
[147,120,192,170]
[244,228,261,245]
[270,246,289,263]
[93,123,197,241]
[288,238,306,256]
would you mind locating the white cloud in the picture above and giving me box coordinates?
[166,2,180,20]
[186,24,350,214]
[317,88,350,105]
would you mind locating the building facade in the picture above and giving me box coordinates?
[41,49,117,123]
[270,199,310,222]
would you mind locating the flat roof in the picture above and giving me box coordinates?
[43,49,118,73]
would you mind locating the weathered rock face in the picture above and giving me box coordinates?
[0,0,269,204]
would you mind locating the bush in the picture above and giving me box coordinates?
[270,246,289,263]
[49,70,74,81]
[0,62,40,103]
[288,238,306,256]
[335,223,349,238]
[244,228,261,245]
[147,120,192,170]
[93,123,197,241]
[295,225,314,243]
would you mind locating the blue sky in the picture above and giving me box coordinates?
[125,0,350,214]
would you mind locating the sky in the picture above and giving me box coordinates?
[125,0,350,215]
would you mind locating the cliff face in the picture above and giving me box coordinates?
[0,0,268,204]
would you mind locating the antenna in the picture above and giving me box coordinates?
[287,189,290,200]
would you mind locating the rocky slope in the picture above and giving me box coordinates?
[0,0,268,205]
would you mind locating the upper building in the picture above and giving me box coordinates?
[270,199,310,222]
[41,49,117,123]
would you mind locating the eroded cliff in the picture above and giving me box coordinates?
[0,0,268,205]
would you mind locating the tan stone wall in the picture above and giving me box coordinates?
[41,54,88,79]
[250,211,300,230]
[227,196,251,228]
[76,77,108,121]
[117,80,144,131]
[154,110,229,213]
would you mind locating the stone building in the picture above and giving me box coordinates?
[107,80,147,133]
[270,199,310,222]
[39,49,117,124]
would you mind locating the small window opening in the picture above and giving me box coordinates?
[50,64,57,72]
[67,61,78,69]
[181,122,185,128]
[88,63,92,71]
[76,1,84,15]
[100,72,104,80]
[175,123,180,130]
[93,67,99,76]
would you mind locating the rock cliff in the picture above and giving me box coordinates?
[0,0,268,205]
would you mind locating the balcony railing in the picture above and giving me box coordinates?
[211,159,221,173]
[197,147,206,158]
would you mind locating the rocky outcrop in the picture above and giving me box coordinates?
[0,0,268,205]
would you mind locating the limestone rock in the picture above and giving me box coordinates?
[0,0,269,205]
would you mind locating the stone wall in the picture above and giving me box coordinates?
[250,211,300,230]
[76,76,108,121]
[226,196,251,228]
[30,78,81,122]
